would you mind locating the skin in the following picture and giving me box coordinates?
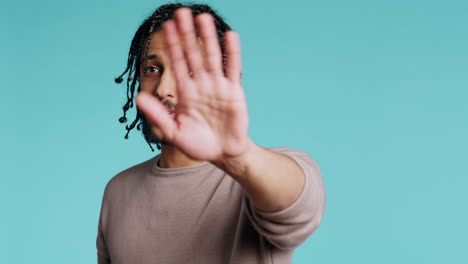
[136,8,306,212]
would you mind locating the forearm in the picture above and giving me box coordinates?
[212,138,306,212]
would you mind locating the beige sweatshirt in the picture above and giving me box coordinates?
[96,146,325,264]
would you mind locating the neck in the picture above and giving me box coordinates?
[158,144,206,168]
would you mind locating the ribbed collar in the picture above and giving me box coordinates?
[151,154,214,177]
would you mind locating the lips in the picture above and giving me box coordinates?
[165,106,175,113]
[163,100,176,114]
[167,111,176,119]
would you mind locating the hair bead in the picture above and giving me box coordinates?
[115,76,123,83]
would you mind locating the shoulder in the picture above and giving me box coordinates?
[267,146,320,170]
[102,155,159,200]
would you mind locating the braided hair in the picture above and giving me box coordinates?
[114,3,232,151]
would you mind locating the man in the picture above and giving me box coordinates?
[97,3,325,263]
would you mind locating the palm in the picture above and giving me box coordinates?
[136,8,249,161]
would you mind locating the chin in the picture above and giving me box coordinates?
[140,115,170,146]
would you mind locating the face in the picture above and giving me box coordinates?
[138,31,177,144]
[138,31,211,145]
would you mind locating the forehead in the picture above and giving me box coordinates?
[140,30,205,61]
[147,31,167,49]
[141,31,168,60]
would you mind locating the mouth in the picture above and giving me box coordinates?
[167,110,176,119]
[163,100,176,114]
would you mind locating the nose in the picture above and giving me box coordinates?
[155,70,176,101]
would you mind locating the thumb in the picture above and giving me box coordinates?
[136,92,176,142]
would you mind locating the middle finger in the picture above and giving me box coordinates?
[174,8,204,77]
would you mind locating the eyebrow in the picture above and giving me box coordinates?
[141,54,161,64]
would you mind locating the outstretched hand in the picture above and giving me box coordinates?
[136,8,250,162]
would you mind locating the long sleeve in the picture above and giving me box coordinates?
[244,148,326,249]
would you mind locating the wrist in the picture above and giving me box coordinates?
[211,138,257,179]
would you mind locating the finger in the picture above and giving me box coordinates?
[196,13,223,75]
[224,31,242,83]
[162,20,190,82]
[174,8,204,76]
[136,92,176,142]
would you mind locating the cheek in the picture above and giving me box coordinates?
[151,126,164,140]
[139,79,160,94]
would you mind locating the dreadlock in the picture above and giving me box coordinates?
[114,3,232,151]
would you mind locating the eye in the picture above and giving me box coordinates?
[144,66,162,76]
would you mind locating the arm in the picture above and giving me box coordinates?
[215,143,325,249]
[96,189,111,264]
[212,138,306,212]
[216,143,325,249]
[241,147,325,249]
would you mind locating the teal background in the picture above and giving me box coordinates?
[2,0,467,263]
